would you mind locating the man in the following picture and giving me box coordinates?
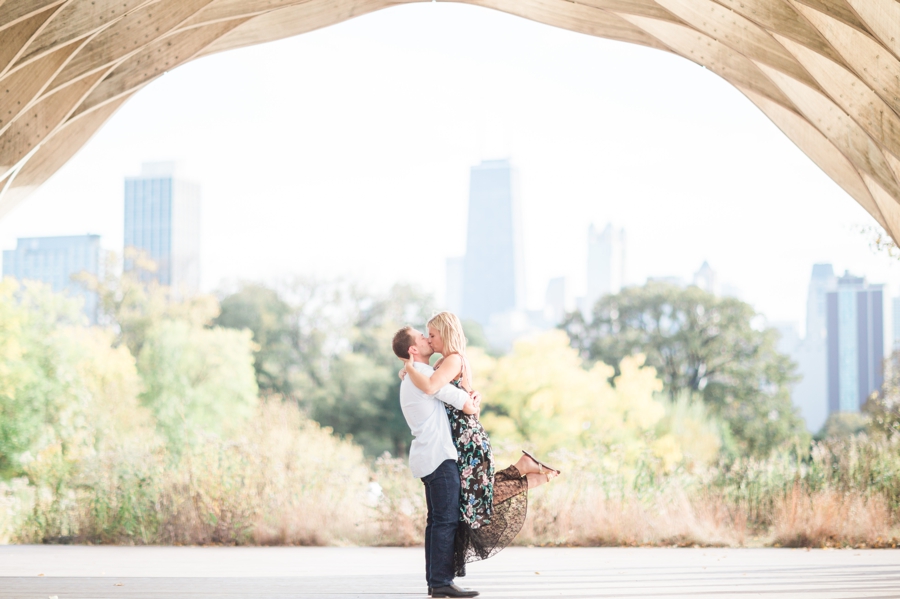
[392,326,480,599]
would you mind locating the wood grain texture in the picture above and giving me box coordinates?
[2,0,900,238]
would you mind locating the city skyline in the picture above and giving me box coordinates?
[1,234,101,323]
[0,4,899,329]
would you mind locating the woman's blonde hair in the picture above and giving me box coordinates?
[427,311,467,356]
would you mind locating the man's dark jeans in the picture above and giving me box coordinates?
[422,459,460,589]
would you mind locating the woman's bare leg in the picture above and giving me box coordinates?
[526,472,555,489]
[515,453,561,478]
[513,454,542,476]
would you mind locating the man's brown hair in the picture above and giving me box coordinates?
[392,326,416,360]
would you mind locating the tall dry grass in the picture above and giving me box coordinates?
[3,411,899,548]
[9,402,381,546]
[512,436,900,548]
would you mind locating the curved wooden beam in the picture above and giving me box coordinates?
[1,0,899,239]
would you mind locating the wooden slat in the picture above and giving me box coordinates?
[47,0,216,92]
[199,0,409,56]
[656,0,820,90]
[0,5,55,76]
[846,0,900,62]
[14,0,157,68]
[758,62,900,199]
[0,93,130,217]
[0,0,64,32]
[863,172,900,241]
[741,85,884,227]
[451,0,674,51]
[790,1,900,117]
[0,69,106,172]
[711,0,845,65]
[0,38,82,136]
[791,0,870,35]
[775,34,900,162]
[623,16,797,108]
[72,19,247,118]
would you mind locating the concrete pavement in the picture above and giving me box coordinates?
[1,545,899,598]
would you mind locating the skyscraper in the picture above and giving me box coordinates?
[2,235,101,322]
[445,256,464,314]
[791,264,835,432]
[124,162,200,293]
[826,272,886,414]
[892,296,900,349]
[586,223,625,313]
[692,261,719,295]
[460,159,524,327]
[544,277,567,324]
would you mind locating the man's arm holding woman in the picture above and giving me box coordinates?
[403,354,464,394]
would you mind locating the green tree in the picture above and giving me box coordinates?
[0,279,158,480]
[561,282,805,458]
[136,320,258,450]
[864,350,900,438]
[214,284,297,398]
[471,331,722,473]
[76,249,219,357]
[215,280,435,457]
[78,251,258,450]
[311,282,435,457]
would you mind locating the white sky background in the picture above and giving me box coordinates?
[1,2,899,334]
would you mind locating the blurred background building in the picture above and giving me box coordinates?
[826,273,885,415]
[788,264,835,432]
[124,161,201,294]
[445,159,533,350]
[778,265,892,432]
[2,234,101,323]
[459,159,524,326]
[585,223,625,312]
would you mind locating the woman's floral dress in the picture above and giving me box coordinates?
[444,371,528,578]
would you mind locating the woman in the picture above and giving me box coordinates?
[402,311,559,577]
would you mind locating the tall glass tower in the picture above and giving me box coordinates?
[826,272,885,414]
[586,223,626,313]
[460,159,524,327]
[124,162,200,293]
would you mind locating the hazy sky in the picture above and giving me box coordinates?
[1,2,898,334]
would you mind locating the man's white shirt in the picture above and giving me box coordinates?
[400,362,469,478]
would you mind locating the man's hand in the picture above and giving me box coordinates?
[401,353,416,375]
[471,391,482,418]
[462,390,482,416]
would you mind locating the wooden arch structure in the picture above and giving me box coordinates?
[1,0,900,237]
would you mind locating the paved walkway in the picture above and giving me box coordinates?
[1,545,899,598]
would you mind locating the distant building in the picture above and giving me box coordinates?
[789,264,835,432]
[772,321,801,357]
[124,161,200,294]
[445,257,464,314]
[544,277,567,324]
[893,297,900,349]
[826,272,886,414]
[586,223,625,312]
[692,261,719,295]
[2,235,101,322]
[460,159,524,328]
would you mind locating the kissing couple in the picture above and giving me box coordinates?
[392,311,560,598]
